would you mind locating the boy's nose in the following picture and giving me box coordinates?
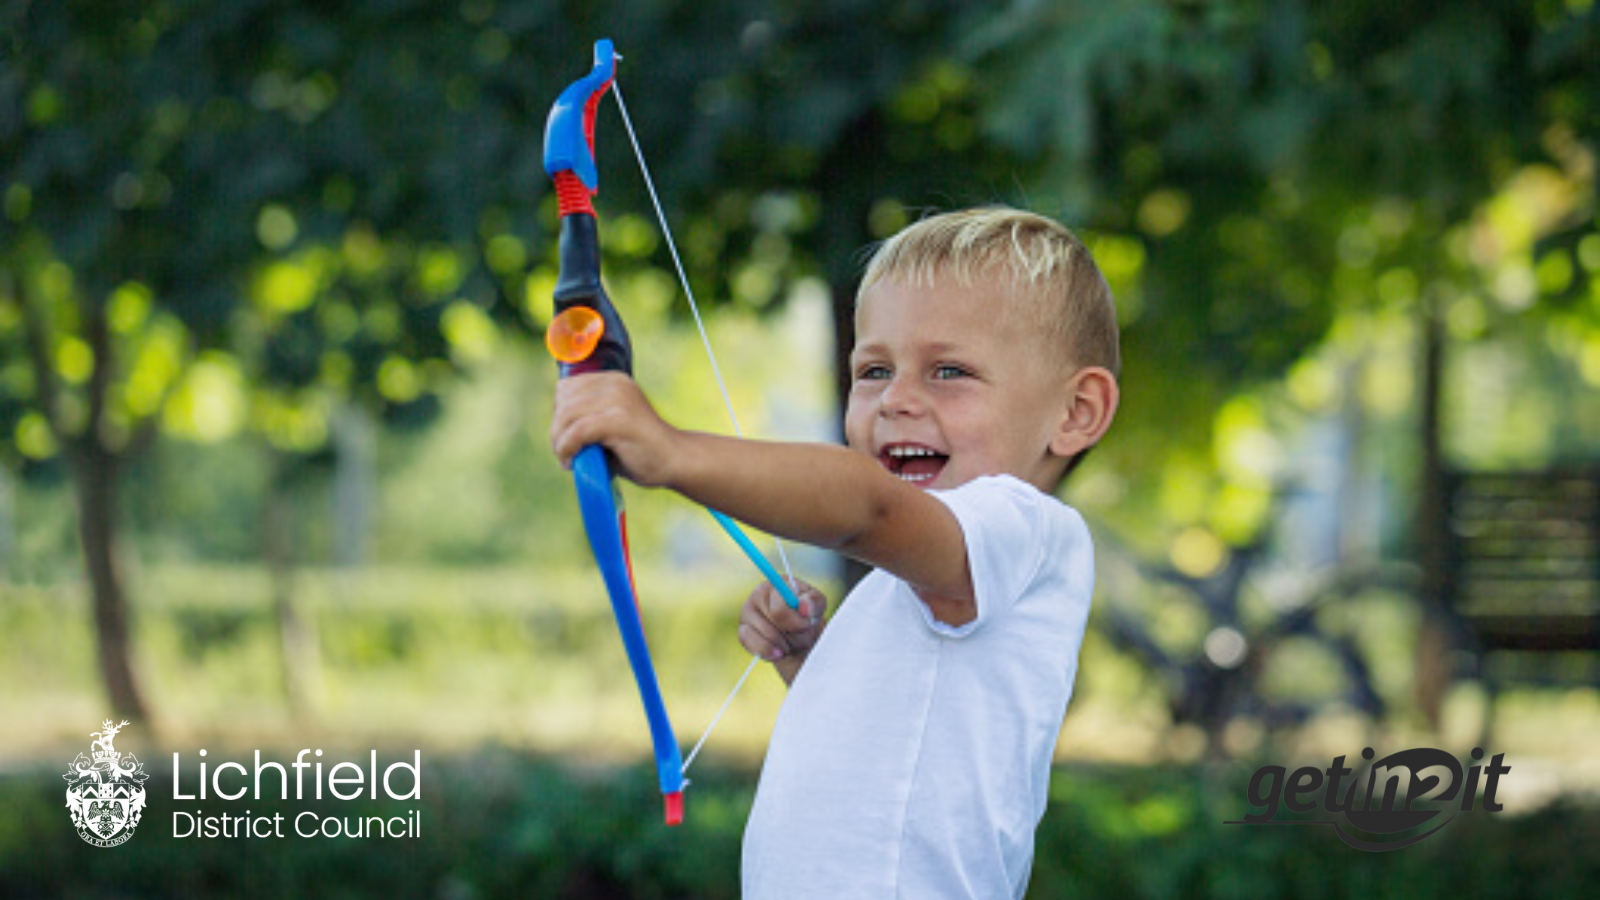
[879,375,926,418]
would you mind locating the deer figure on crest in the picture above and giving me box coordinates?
[91,720,129,756]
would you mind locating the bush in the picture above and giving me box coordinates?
[2,755,1594,899]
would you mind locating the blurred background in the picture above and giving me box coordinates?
[2,1,1597,897]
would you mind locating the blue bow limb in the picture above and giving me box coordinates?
[572,445,686,823]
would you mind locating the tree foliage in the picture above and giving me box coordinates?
[1,0,1597,718]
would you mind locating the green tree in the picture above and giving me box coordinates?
[0,0,1033,718]
[0,0,544,721]
[967,0,1598,727]
[5,0,1595,728]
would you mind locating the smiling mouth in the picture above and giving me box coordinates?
[880,443,949,486]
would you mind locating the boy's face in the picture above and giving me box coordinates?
[846,274,1075,493]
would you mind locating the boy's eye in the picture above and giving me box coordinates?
[934,364,970,380]
[856,363,891,381]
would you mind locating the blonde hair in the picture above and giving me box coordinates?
[858,207,1121,379]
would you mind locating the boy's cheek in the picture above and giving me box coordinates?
[840,407,873,454]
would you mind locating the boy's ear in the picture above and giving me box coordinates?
[1049,366,1119,459]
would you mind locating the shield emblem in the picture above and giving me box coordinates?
[89,799,127,839]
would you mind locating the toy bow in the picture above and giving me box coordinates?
[543,39,800,827]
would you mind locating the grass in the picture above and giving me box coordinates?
[0,563,795,765]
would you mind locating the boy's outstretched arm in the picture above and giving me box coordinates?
[551,373,976,626]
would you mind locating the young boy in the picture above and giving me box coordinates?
[550,207,1120,898]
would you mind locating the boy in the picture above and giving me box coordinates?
[550,207,1120,898]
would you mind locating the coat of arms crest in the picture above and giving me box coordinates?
[63,719,148,847]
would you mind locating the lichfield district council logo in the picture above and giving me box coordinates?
[64,719,149,848]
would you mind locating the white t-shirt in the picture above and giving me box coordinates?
[742,475,1095,900]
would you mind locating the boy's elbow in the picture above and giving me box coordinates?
[832,466,917,564]
[921,592,977,627]
[836,472,978,628]
[828,456,900,556]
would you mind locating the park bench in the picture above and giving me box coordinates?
[1442,467,1599,683]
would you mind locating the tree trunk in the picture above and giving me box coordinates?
[75,442,148,723]
[75,295,151,725]
[265,449,321,720]
[830,278,873,593]
[1414,289,1452,731]
[822,168,877,596]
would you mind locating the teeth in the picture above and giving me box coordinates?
[887,445,942,458]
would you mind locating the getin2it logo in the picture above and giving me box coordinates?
[1226,746,1510,851]
[63,719,149,848]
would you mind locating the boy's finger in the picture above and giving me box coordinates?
[739,614,789,661]
[737,623,778,660]
[548,407,595,467]
[549,423,591,469]
[741,585,785,648]
[548,376,627,463]
[784,620,823,654]
[794,583,828,623]
[764,585,819,634]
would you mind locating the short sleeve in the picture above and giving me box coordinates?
[920,475,1052,638]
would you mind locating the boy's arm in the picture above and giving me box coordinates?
[671,432,976,625]
[551,374,977,626]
